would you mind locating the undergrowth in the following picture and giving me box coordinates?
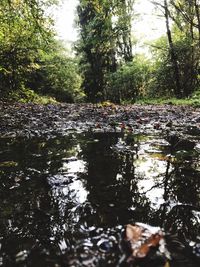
[5,88,58,104]
[136,90,200,107]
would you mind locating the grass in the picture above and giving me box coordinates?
[136,90,200,107]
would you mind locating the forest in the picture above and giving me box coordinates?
[0,0,200,104]
[0,1,200,267]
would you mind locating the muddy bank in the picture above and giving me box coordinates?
[0,102,200,138]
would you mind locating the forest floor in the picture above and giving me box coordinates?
[0,101,200,139]
[1,102,200,267]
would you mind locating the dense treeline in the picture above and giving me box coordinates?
[0,0,200,103]
[0,0,82,102]
[77,0,200,103]
[76,0,134,102]
[151,0,200,99]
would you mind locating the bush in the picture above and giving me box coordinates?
[105,55,151,103]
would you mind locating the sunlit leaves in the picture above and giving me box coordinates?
[0,0,57,93]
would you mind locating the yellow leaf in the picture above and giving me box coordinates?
[164,261,170,267]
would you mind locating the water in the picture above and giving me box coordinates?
[0,131,200,266]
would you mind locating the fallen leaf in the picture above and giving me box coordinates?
[163,261,170,267]
[135,233,162,258]
[125,223,164,259]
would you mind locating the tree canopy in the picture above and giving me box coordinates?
[76,0,134,102]
[0,0,200,104]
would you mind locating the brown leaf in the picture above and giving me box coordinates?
[135,233,162,258]
[125,224,164,259]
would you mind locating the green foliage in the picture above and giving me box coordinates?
[8,87,58,104]
[148,36,175,97]
[137,97,200,107]
[105,55,151,103]
[77,0,135,102]
[27,41,84,102]
[149,0,200,99]
[77,0,115,102]
[0,0,55,94]
[76,0,199,103]
[1,0,199,104]
[0,0,83,103]
[149,31,200,98]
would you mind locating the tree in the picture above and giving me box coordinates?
[168,0,200,96]
[77,0,116,102]
[76,0,135,102]
[27,40,83,102]
[164,0,182,97]
[152,0,182,97]
[114,0,134,62]
[106,55,151,102]
[152,0,200,97]
[149,36,177,97]
[0,0,57,94]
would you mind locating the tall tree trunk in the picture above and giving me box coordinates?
[194,0,200,47]
[164,0,182,98]
[194,0,200,90]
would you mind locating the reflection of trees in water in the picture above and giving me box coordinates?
[0,132,200,265]
[152,136,200,243]
[0,173,66,266]
[78,131,200,243]
[0,135,83,266]
[160,163,200,241]
[79,132,151,227]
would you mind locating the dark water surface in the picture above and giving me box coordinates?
[0,130,200,266]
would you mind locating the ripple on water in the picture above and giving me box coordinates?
[0,131,200,266]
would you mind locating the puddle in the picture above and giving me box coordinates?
[0,131,200,266]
